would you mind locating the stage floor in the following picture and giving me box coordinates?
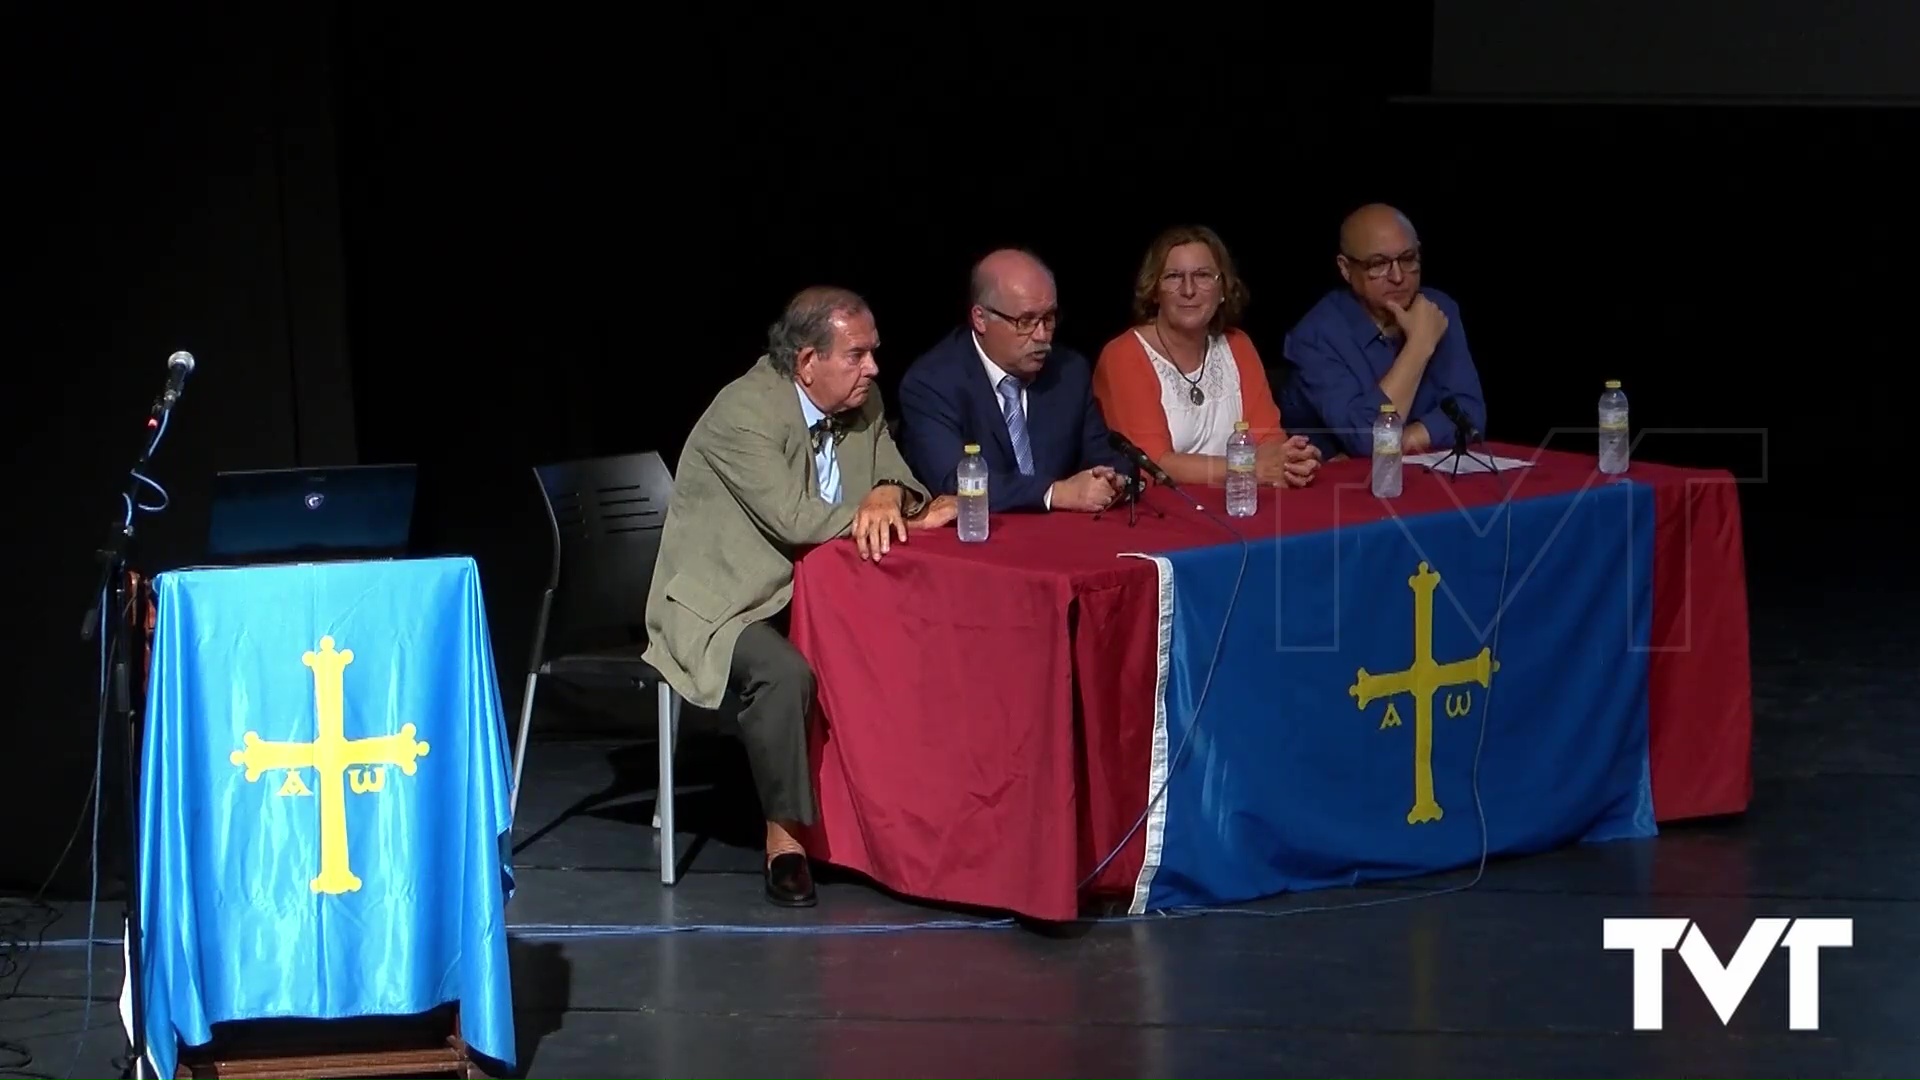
[5,556,1917,1078]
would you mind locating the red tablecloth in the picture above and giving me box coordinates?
[789,445,1752,921]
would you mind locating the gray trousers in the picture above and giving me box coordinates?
[727,619,817,825]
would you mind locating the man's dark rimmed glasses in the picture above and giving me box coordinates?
[982,304,1059,336]
[1342,248,1422,279]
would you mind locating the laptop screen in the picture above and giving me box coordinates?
[206,464,419,564]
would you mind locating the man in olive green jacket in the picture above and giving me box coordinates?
[643,286,956,907]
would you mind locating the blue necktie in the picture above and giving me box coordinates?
[996,375,1034,476]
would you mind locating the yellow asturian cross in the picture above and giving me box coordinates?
[229,636,429,894]
[1348,562,1498,825]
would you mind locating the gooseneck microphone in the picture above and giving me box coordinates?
[1107,431,1172,484]
[1106,430,1202,511]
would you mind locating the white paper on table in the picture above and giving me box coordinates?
[1402,450,1536,475]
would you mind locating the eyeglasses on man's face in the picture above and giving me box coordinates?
[983,304,1059,336]
[1343,248,1422,279]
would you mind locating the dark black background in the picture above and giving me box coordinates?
[1433,0,1920,100]
[9,4,1913,893]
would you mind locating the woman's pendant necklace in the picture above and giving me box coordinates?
[1158,326,1207,406]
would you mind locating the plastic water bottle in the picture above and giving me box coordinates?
[1598,380,1629,475]
[1371,404,1403,498]
[1225,421,1257,517]
[956,443,989,542]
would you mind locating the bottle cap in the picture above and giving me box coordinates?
[1234,420,1249,431]
[963,443,980,454]
[1379,403,1396,413]
[1604,380,1621,389]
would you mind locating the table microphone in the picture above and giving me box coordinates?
[1440,396,1481,446]
[1107,432,1202,510]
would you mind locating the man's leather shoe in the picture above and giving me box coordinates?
[765,852,817,907]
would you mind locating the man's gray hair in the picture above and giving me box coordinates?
[766,286,869,376]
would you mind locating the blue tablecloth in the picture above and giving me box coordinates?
[132,556,516,1077]
[1127,480,1659,910]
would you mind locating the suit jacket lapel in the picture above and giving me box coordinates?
[747,357,814,485]
[1020,362,1057,471]
[839,412,874,497]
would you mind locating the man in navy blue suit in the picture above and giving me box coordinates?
[896,249,1135,512]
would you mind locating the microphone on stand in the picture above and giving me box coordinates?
[78,347,199,1080]
[1431,395,1499,479]
[1439,395,1481,447]
[88,350,196,640]
[1106,431,1199,512]
[149,351,195,423]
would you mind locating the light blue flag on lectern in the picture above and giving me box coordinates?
[131,556,517,1078]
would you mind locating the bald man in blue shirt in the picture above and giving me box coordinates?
[1276,204,1488,458]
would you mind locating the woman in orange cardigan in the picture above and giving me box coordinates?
[1093,226,1321,487]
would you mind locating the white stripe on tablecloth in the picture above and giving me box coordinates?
[1119,553,1174,914]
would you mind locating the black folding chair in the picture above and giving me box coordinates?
[509,451,687,884]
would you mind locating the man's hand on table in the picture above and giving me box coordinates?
[852,485,908,561]
[908,495,959,531]
[1048,467,1128,512]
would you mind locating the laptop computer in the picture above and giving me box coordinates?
[205,464,420,566]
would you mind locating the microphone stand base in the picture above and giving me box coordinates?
[1430,439,1502,482]
[1127,481,1165,525]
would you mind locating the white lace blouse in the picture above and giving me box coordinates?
[1133,330,1242,457]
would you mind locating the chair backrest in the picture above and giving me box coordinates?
[527,451,674,667]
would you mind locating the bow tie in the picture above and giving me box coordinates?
[809,414,850,453]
